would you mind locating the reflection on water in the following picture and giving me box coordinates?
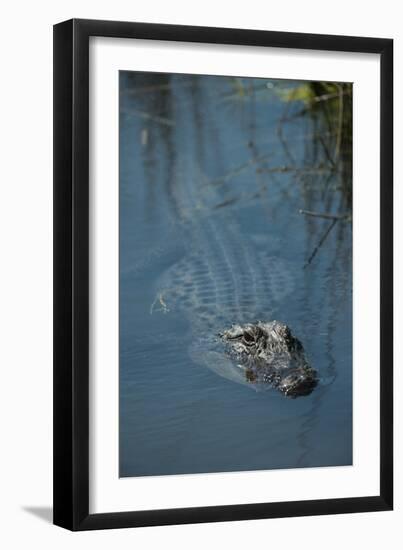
[119,72,352,477]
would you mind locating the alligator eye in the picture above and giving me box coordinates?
[243,332,254,344]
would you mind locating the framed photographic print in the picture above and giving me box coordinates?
[53,19,393,530]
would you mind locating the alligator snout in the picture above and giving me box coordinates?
[278,368,318,397]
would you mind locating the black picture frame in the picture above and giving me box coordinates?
[53,18,393,531]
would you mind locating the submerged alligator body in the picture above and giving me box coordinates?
[152,158,318,398]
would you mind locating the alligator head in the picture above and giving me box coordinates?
[219,321,318,398]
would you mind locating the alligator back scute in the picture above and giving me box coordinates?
[153,247,295,333]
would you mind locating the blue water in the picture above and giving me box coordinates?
[119,72,352,477]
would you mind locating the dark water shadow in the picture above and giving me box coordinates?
[22,506,53,523]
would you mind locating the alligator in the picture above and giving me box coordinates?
[151,157,318,398]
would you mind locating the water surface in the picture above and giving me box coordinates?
[119,72,352,477]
